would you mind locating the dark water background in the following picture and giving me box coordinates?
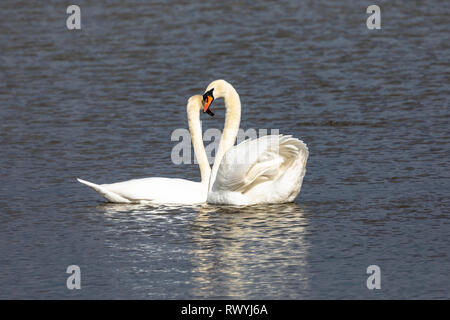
[0,0,449,299]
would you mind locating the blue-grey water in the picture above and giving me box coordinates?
[0,0,449,299]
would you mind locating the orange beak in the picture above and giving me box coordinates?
[202,88,215,116]
[203,95,213,112]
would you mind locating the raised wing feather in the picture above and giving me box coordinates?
[212,135,308,193]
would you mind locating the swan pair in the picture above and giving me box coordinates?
[77,80,308,205]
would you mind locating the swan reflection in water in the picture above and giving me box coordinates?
[97,202,309,299]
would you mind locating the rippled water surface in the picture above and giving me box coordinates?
[0,0,449,299]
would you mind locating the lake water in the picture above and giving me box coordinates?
[0,0,449,299]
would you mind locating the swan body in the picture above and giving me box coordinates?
[77,177,208,204]
[207,135,308,205]
[77,95,211,205]
[202,80,309,205]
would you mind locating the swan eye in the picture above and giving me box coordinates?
[202,89,214,102]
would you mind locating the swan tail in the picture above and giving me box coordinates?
[76,178,131,203]
[278,135,309,167]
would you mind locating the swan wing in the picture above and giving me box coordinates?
[212,135,308,193]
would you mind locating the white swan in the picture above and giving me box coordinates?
[202,80,309,205]
[77,95,211,204]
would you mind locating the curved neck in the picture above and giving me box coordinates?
[209,85,241,191]
[187,107,211,185]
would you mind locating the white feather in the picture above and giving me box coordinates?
[208,134,309,205]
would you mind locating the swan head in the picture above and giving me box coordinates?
[187,95,204,114]
[202,79,232,117]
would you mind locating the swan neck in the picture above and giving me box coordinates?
[188,107,211,184]
[209,86,241,190]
